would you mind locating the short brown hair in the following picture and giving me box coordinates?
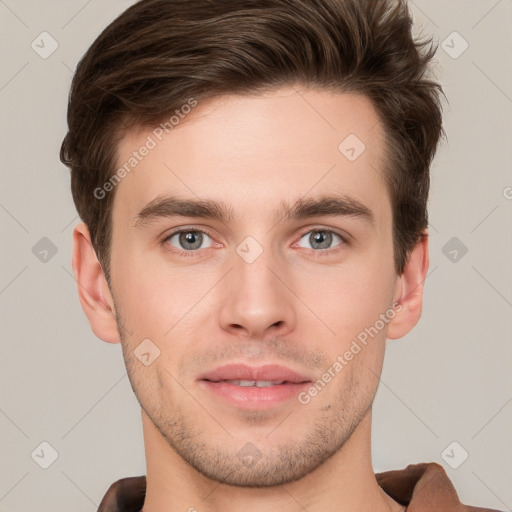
[60,0,444,283]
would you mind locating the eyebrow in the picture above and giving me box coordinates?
[133,193,375,228]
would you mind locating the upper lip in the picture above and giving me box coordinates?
[197,363,313,383]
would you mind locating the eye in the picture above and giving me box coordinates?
[296,229,345,251]
[164,229,214,252]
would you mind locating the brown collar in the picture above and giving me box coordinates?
[97,462,500,512]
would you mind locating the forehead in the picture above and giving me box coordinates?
[112,86,390,228]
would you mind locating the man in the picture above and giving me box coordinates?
[60,0,501,510]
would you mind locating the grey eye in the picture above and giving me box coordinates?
[297,230,342,250]
[168,230,213,251]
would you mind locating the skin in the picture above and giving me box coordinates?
[73,85,428,512]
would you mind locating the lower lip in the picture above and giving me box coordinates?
[199,380,310,409]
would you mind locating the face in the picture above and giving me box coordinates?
[107,86,403,486]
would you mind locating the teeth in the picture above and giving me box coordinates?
[224,380,285,387]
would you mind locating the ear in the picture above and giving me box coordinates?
[72,222,121,344]
[386,231,429,340]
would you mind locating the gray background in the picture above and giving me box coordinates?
[0,1,511,511]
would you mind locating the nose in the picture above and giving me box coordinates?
[217,248,297,340]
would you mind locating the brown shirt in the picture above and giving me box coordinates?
[97,462,502,512]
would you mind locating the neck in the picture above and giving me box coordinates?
[140,409,404,512]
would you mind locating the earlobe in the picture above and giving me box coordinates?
[386,231,429,341]
[72,222,121,344]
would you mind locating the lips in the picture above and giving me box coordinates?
[221,380,286,387]
[198,364,313,409]
[197,363,313,384]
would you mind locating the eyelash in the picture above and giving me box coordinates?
[160,226,349,258]
[161,227,217,258]
[294,228,349,257]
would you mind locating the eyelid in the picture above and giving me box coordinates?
[161,225,216,240]
[160,226,219,254]
[160,224,350,256]
[293,225,350,246]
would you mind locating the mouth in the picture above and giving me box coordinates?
[197,364,313,409]
[197,363,313,383]
[205,379,296,387]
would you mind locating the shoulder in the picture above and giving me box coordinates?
[375,462,503,512]
[97,475,146,512]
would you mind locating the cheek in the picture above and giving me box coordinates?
[112,251,217,342]
[111,256,163,339]
[295,255,394,343]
